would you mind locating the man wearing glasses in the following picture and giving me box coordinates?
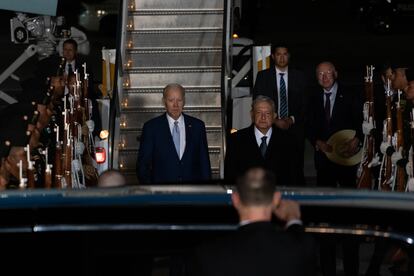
[307,61,363,276]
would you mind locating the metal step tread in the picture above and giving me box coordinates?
[125,67,222,74]
[128,27,223,32]
[129,28,222,34]
[121,106,222,113]
[129,9,223,15]
[126,47,222,53]
[123,87,222,94]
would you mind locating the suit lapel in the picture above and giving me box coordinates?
[287,68,293,112]
[266,128,276,159]
[331,86,344,123]
[182,114,191,159]
[162,114,180,160]
[269,67,279,110]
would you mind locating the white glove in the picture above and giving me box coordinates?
[406,161,413,176]
[380,141,391,155]
[391,148,403,165]
[362,117,374,135]
[368,154,380,168]
[407,178,414,192]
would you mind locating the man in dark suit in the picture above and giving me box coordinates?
[192,167,317,276]
[307,61,363,276]
[307,61,363,188]
[253,45,306,186]
[224,95,279,183]
[137,83,211,184]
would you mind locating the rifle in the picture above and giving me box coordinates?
[44,147,52,188]
[357,65,377,189]
[394,91,406,192]
[404,108,414,192]
[379,79,394,191]
[53,124,63,188]
[25,143,35,189]
[17,160,27,189]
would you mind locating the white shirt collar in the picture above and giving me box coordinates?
[166,113,184,126]
[254,126,272,146]
[275,66,288,75]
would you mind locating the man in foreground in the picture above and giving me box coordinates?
[193,167,317,276]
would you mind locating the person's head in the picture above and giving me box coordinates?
[406,80,414,101]
[316,61,338,90]
[232,168,281,222]
[391,67,408,91]
[271,45,289,70]
[98,169,126,187]
[251,96,276,134]
[380,64,393,85]
[163,83,185,120]
[63,39,78,62]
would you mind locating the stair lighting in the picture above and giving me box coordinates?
[127,20,134,30]
[122,97,129,108]
[129,0,135,10]
[120,115,127,128]
[123,78,130,88]
[119,135,126,149]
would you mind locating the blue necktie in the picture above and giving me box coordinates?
[173,121,180,157]
[279,73,288,118]
[260,136,267,157]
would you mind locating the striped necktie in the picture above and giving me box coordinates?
[279,73,288,118]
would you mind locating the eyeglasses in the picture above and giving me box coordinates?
[317,71,334,78]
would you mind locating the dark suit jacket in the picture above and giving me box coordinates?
[253,67,307,186]
[307,83,363,170]
[253,66,307,126]
[192,221,317,276]
[224,125,279,183]
[137,113,211,184]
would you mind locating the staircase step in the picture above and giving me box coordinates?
[121,91,221,108]
[124,71,221,88]
[126,50,222,68]
[128,13,223,30]
[130,9,223,15]
[132,0,224,10]
[127,29,223,48]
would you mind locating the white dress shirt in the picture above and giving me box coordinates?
[275,67,289,118]
[254,126,272,148]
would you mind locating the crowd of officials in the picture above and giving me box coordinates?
[135,44,414,276]
[137,44,414,193]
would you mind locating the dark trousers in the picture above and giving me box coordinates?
[315,151,358,188]
[320,236,360,276]
[275,127,305,187]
